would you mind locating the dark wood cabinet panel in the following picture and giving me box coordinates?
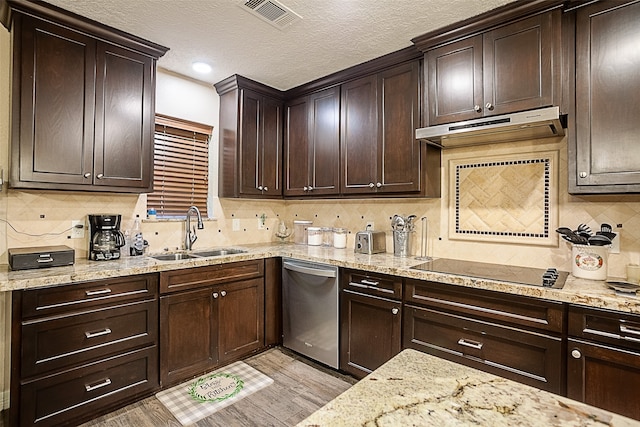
[426,36,483,125]
[404,304,564,393]
[341,75,378,194]
[159,263,266,387]
[340,290,401,379]
[424,10,559,126]
[567,338,640,421]
[570,0,640,193]
[8,11,166,193]
[340,269,402,379]
[215,75,283,198]
[264,257,282,346]
[284,87,340,196]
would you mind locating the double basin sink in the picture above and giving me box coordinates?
[149,248,247,261]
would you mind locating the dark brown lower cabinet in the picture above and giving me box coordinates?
[159,261,265,387]
[340,270,402,379]
[11,274,159,427]
[567,305,640,420]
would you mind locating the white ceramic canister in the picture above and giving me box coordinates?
[572,244,609,280]
[333,228,347,249]
[307,227,323,246]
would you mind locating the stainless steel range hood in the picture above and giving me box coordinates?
[415,106,565,148]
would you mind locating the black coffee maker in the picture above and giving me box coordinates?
[88,214,126,261]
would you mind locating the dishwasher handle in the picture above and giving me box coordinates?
[283,261,337,278]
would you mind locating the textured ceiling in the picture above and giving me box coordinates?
[44,0,516,90]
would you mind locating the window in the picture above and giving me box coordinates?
[147,114,212,217]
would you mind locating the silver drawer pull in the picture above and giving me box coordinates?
[620,324,640,336]
[361,279,379,286]
[85,378,112,392]
[457,338,483,350]
[85,288,112,296]
[85,328,112,339]
[37,257,54,263]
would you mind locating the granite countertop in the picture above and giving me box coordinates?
[1,242,639,313]
[299,348,640,427]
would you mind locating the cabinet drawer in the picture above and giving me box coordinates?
[160,260,264,293]
[21,274,158,318]
[20,346,158,427]
[22,299,157,378]
[405,279,564,333]
[569,305,640,352]
[403,304,564,393]
[342,269,402,300]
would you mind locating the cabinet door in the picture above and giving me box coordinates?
[308,87,340,195]
[239,88,263,196]
[341,75,378,194]
[160,288,217,387]
[572,0,640,191]
[260,95,283,197]
[94,42,154,190]
[426,36,483,125]
[217,278,265,363]
[15,17,95,186]
[568,338,640,421]
[340,290,401,379]
[483,12,557,116]
[284,96,311,196]
[377,62,421,193]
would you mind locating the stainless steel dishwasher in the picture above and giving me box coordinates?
[282,258,339,368]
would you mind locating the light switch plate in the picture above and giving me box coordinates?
[610,231,620,254]
[232,218,240,231]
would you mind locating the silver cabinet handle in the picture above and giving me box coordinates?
[392,308,399,315]
[220,290,227,297]
[263,186,268,192]
[457,338,483,350]
[37,257,54,263]
[485,102,494,111]
[620,324,640,336]
[213,292,219,298]
[579,171,588,178]
[257,185,263,191]
[571,349,582,359]
[85,378,112,392]
[361,279,379,286]
[368,182,375,188]
[474,105,482,112]
[96,173,104,179]
[308,185,313,191]
[83,172,91,178]
[376,182,382,188]
[86,288,111,296]
[85,328,112,339]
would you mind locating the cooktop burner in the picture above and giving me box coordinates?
[411,258,569,289]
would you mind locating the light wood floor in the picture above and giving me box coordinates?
[77,347,356,427]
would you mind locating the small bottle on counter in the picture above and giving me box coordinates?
[322,227,333,247]
[130,215,144,256]
[333,228,347,249]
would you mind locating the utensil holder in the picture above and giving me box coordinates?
[572,244,609,280]
[393,230,412,257]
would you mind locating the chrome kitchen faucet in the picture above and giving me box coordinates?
[185,206,204,250]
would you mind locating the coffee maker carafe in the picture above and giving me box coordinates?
[89,214,126,261]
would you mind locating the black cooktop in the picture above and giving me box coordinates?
[411,258,569,289]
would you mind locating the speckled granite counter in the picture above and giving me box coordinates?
[0,242,639,313]
[299,348,640,427]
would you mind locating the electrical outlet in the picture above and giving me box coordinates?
[258,213,266,230]
[232,218,240,231]
[71,220,84,239]
[610,231,621,254]
[366,221,374,230]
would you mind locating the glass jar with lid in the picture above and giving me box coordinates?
[333,228,347,249]
[307,227,323,246]
[293,220,313,245]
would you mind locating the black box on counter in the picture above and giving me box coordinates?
[8,245,75,271]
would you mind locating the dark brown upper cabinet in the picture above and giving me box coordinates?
[4,3,167,192]
[284,87,340,197]
[341,61,439,196]
[216,75,284,198]
[422,9,561,126]
[568,0,640,193]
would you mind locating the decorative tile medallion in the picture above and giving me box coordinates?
[449,151,558,246]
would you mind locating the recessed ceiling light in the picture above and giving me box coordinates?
[192,62,212,74]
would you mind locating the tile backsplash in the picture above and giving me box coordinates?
[1,137,639,279]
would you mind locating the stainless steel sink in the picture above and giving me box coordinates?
[150,253,198,261]
[191,248,247,258]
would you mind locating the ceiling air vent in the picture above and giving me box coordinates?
[238,0,302,30]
